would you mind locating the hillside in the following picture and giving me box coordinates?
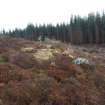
[0,37,105,105]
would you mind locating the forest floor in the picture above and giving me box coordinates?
[0,37,105,105]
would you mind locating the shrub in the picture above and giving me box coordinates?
[1,77,58,105]
[9,52,37,69]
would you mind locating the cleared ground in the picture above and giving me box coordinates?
[0,37,105,105]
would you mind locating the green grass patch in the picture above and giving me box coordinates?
[0,55,8,64]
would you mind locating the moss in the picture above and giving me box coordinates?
[0,55,8,64]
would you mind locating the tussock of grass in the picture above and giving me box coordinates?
[21,47,34,53]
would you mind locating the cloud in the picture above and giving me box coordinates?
[0,0,104,30]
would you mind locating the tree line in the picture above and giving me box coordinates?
[1,12,105,44]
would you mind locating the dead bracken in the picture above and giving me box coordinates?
[0,38,105,105]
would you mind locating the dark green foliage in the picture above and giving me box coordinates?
[2,12,105,44]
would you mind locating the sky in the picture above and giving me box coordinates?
[0,0,105,31]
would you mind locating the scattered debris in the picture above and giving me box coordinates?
[73,57,89,65]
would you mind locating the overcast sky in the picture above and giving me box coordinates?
[0,0,105,31]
